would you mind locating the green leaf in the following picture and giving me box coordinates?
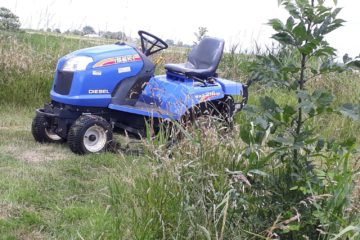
[240,125,252,144]
[313,13,328,24]
[333,0,338,5]
[299,42,317,55]
[338,104,360,122]
[273,135,294,145]
[310,67,318,75]
[319,60,344,74]
[295,0,309,10]
[284,2,301,19]
[288,224,300,231]
[333,19,346,25]
[293,22,307,41]
[268,18,285,31]
[268,53,281,67]
[313,46,336,57]
[248,169,269,177]
[346,59,360,70]
[260,96,279,111]
[322,19,345,35]
[330,226,360,240]
[317,15,331,35]
[339,137,356,148]
[332,7,342,18]
[315,139,325,152]
[283,105,297,123]
[316,5,330,14]
[254,116,269,129]
[313,90,333,108]
[286,16,295,30]
[272,32,295,45]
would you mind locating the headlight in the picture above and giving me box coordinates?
[62,56,93,72]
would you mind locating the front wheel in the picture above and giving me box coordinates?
[32,115,65,143]
[68,115,113,154]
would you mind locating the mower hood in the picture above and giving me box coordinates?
[62,44,136,63]
[52,43,145,107]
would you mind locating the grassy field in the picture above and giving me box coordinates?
[0,31,359,239]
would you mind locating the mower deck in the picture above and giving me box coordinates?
[109,101,177,119]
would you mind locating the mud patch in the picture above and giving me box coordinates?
[16,230,47,240]
[3,144,71,163]
[0,203,14,219]
[354,175,360,199]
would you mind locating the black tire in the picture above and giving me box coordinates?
[218,96,235,126]
[68,115,113,155]
[32,115,65,143]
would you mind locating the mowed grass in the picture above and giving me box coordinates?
[0,106,152,239]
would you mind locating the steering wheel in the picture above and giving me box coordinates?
[138,30,168,56]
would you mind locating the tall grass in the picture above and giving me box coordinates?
[0,31,112,106]
[107,117,359,238]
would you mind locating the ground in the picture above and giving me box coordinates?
[1,30,359,239]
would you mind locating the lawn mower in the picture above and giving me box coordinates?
[32,30,248,154]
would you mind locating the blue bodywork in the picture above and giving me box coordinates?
[51,44,243,120]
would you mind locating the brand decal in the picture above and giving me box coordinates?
[93,54,141,68]
[92,70,102,76]
[118,66,131,73]
[88,89,110,94]
[195,91,221,102]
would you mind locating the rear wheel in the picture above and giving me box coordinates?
[68,115,112,154]
[32,115,64,143]
[217,96,235,126]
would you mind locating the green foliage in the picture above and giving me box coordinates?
[165,39,175,46]
[82,25,95,35]
[237,0,360,238]
[194,26,208,45]
[346,58,360,70]
[0,7,20,31]
[338,104,360,121]
[100,30,126,40]
[0,31,109,106]
[263,1,346,89]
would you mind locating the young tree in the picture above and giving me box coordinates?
[71,29,82,36]
[267,0,346,162]
[0,7,20,31]
[177,40,183,47]
[165,39,175,46]
[193,26,208,45]
[240,0,360,237]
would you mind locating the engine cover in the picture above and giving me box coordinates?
[51,44,145,107]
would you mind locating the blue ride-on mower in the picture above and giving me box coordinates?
[32,31,248,154]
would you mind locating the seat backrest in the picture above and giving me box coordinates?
[188,37,225,74]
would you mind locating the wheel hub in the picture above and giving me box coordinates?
[88,135,97,141]
[83,125,107,153]
[45,128,62,141]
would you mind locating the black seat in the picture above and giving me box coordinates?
[164,37,225,79]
